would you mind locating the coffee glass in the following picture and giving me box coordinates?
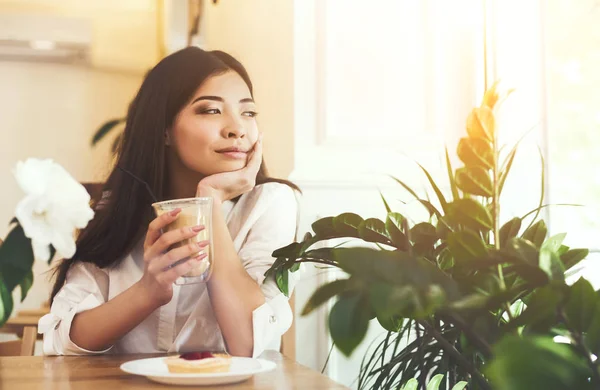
[152,197,213,285]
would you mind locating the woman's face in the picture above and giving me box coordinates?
[168,70,259,176]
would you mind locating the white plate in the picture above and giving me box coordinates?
[120,356,277,386]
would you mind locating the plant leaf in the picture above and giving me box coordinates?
[417,163,448,212]
[523,146,546,233]
[272,242,302,259]
[564,278,597,333]
[390,175,421,200]
[486,336,593,390]
[275,267,289,297]
[333,248,405,284]
[560,249,589,270]
[557,244,570,256]
[541,233,567,253]
[498,144,518,196]
[505,237,539,265]
[455,166,493,197]
[401,378,419,390]
[19,270,33,303]
[91,118,125,146]
[303,247,337,262]
[410,222,438,247]
[447,230,488,264]
[389,175,442,217]
[376,314,404,332]
[329,292,372,357]
[538,249,565,281]
[264,257,286,280]
[0,224,35,293]
[509,284,565,331]
[380,192,392,214]
[426,374,445,390]
[0,277,13,325]
[522,220,547,249]
[437,247,454,270]
[499,217,521,248]
[369,283,416,319]
[332,213,364,238]
[446,198,493,231]
[457,136,493,169]
[466,106,495,141]
[585,300,600,356]
[445,146,459,201]
[358,218,391,244]
[302,279,355,315]
[450,382,468,390]
[312,217,337,239]
[332,248,460,301]
[386,213,409,250]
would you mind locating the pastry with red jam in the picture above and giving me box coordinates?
[165,351,231,373]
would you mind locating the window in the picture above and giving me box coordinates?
[544,0,600,285]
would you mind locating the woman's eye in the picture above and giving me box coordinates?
[199,108,220,115]
[243,111,258,118]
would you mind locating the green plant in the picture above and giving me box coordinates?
[91,118,125,153]
[265,83,597,389]
[401,374,467,390]
[0,159,94,327]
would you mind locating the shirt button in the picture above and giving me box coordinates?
[269,315,277,324]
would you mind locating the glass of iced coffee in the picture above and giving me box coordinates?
[152,197,213,285]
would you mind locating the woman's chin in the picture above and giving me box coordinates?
[212,160,246,173]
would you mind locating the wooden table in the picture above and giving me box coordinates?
[0,351,348,389]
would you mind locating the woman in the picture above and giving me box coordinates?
[39,47,300,358]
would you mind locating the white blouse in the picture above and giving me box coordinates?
[38,183,299,358]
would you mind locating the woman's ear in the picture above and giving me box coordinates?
[165,129,172,146]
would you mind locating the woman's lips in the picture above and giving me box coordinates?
[215,148,248,160]
[217,151,247,159]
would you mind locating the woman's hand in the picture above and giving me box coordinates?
[196,135,263,203]
[136,208,209,306]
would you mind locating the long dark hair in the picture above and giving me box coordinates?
[51,47,299,301]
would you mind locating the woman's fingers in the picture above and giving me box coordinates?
[245,133,263,175]
[145,224,205,261]
[158,253,208,284]
[151,240,209,271]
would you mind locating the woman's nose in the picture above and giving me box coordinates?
[227,128,245,138]
[223,115,246,139]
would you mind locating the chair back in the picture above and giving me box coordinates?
[0,326,37,356]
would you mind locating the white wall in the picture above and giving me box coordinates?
[0,61,142,313]
[0,0,160,73]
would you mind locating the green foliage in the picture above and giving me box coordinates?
[486,336,593,390]
[400,374,467,390]
[265,86,595,389]
[0,222,45,325]
[91,118,126,153]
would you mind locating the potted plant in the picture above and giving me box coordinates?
[0,159,94,326]
[91,118,126,153]
[265,83,597,390]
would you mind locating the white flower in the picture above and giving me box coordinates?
[13,158,94,262]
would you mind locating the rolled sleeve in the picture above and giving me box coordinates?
[39,262,112,356]
[237,184,300,357]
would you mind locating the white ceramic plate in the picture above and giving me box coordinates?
[120,356,277,386]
